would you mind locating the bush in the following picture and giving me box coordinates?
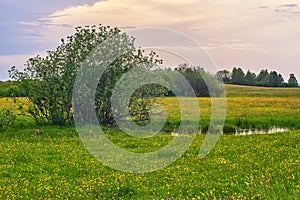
[0,109,16,130]
[223,124,237,135]
[9,25,163,126]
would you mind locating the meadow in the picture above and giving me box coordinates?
[160,85,300,132]
[0,84,299,199]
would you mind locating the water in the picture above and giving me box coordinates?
[235,127,290,135]
[171,127,290,136]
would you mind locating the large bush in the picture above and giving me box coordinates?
[9,25,163,126]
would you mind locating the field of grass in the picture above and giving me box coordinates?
[0,127,299,199]
[160,96,300,131]
[0,84,299,199]
[225,84,300,98]
[159,85,300,132]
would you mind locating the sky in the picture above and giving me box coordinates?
[0,0,299,81]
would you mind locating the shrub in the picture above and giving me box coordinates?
[0,108,16,130]
[9,25,163,126]
[223,124,237,135]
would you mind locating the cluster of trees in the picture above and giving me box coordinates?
[173,64,224,97]
[217,68,298,87]
[9,25,222,126]
[0,81,26,97]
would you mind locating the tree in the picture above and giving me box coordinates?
[244,70,256,86]
[256,69,269,86]
[174,64,224,97]
[9,25,163,126]
[231,67,245,85]
[216,70,231,83]
[288,73,298,87]
[268,71,281,87]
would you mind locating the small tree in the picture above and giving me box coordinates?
[268,71,281,87]
[9,25,163,126]
[0,108,16,130]
[216,70,231,83]
[231,67,245,85]
[175,64,224,97]
[244,70,256,86]
[256,69,269,86]
[288,73,298,87]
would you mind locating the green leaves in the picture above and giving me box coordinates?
[9,25,164,126]
[0,108,16,130]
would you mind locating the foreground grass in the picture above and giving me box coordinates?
[0,127,299,199]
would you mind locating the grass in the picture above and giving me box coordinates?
[225,84,300,98]
[0,127,299,199]
[159,96,300,132]
[0,84,299,199]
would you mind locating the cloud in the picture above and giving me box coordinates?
[202,39,261,51]
[1,0,299,81]
[119,26,137,30]
[256,3,300,20]
[280,4,297,8]
[259,6,270,9]
[0,0,100,55]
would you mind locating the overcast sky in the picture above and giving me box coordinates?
[1,0,299,81]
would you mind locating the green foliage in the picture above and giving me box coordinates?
[222,124,237,134]
[288,73,298,87]
[216,70,231,83]
[0,108,16,130]
[231,67,245,85]
[256,69,269,86]
[0,81,26,97]
[244,70,256,85]
[9,25,163,126]
[174,64,224,97]
[217,68,296,88]
[268,71,282,87]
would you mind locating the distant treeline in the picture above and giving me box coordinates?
[1,64,223,98]
[216,68,298,87]
[1,67,297,99]
[0,81,26,97]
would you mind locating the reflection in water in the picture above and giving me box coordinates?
[171,127,290,136]
[235,127,290,135]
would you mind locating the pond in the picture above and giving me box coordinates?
[170,127,290,136]
[235,127,290,135]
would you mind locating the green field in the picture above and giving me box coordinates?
[159,85,300,132]
[0,84,299,199]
